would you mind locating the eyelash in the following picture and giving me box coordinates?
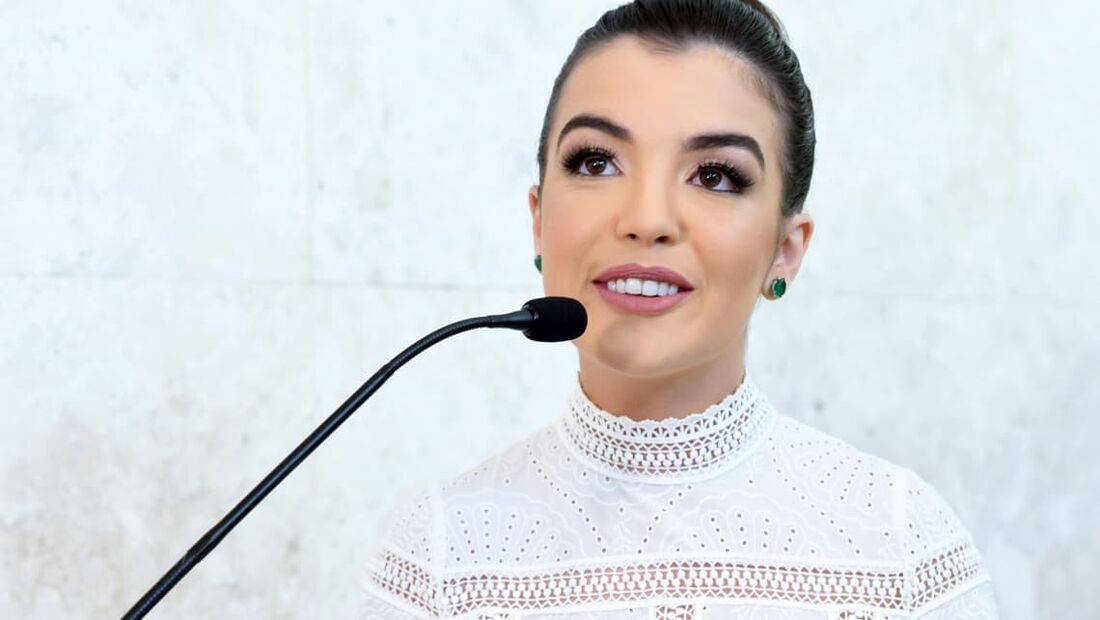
[559,143,755,194]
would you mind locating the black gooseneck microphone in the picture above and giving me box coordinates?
[121,296,586,619]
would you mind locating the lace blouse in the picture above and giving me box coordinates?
[360,373,998,619]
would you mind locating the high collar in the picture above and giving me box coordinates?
[558,372,776,484]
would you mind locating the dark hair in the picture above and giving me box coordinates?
[535,0,815,218]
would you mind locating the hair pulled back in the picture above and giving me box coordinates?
[535,0,815,217]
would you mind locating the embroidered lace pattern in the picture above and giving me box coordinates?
[361,372,998,618]
[561,374,775,482]
[911,541,986,610]
[373,550,437,614]
[835,612,890,620]
[655,604,695,620]
[369,537,983,615]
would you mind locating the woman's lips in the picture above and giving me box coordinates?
[591,263,694,314]
[593,279,692,314]
[593,263,693,290]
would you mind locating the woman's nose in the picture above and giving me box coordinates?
[614,178,683,245]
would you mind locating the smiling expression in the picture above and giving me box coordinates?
[529,35,807,391]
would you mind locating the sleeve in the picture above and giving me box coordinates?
[900,469,1000,619]
[359,485,445,619]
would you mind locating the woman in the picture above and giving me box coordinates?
[361,0,998,617]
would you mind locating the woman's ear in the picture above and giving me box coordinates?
[528,184,542,255]
[769,212,814,284]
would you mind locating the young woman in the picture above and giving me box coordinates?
[361,1,998,617]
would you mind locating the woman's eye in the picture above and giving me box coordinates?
[576,155,619,176]
[691,165,751,194]
[562,146,620,177]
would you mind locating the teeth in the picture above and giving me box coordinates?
[606,278,681,297]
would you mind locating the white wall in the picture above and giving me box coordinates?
[2,1,1096,617]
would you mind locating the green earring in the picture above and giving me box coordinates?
[769,276,787,299]
[534,255,542,273]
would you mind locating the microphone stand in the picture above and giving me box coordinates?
[122,309,536,619]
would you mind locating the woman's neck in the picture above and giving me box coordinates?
[576,350,747,422]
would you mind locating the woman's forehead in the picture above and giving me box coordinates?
[553,37,780,156]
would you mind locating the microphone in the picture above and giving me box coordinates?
[121,297,587,619]
[487,296,588,342]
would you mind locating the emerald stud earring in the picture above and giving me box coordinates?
[769,276,787,299]
[534,255,542,273]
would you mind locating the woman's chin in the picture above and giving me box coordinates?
[577,333,696,380]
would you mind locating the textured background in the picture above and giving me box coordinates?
[2,1,1096,618]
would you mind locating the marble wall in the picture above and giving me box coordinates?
[2,1,1096,617]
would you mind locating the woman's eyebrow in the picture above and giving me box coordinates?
[557,114,631,148]
[684,133,765,171]
[557,113,766,171]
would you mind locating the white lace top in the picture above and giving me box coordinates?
[360,373,998,619]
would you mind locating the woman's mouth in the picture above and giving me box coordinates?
[605,277,681,297]
[592,264,694,314]
[594,280,692,314]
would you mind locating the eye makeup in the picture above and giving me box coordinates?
[694,158,755,194]
[558,143,756,195]
[560,142,617,175]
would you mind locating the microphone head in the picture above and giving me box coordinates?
[521,297,587,342]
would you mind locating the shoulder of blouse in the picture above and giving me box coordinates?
[768,414,997,615]
[360,483,445,617]
[897,466,996,615]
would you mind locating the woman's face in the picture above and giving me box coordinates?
[530,36,812,386]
